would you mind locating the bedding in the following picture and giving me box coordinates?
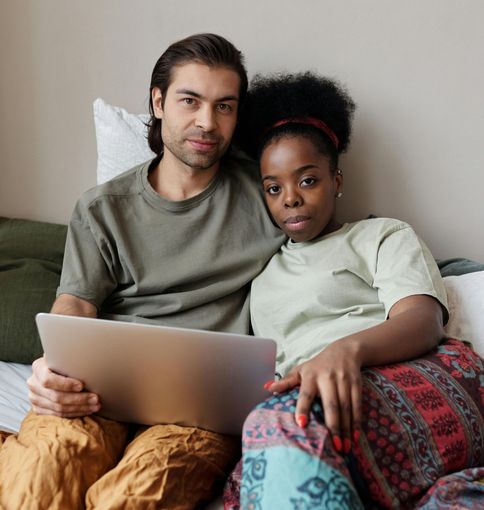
[93,98,155,184]
[444,270,484,357]
[0,362,31,434]
[0,217,66,363]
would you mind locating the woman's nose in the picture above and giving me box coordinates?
[283,189,302,208]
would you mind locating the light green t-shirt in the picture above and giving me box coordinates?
[250,218,448,375]
[58,155,285,334]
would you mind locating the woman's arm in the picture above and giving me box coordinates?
[341,294,444,366]
[267,294,445,452]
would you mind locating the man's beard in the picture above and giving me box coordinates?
[162,129,230,170]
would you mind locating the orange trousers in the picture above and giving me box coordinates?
[0,412,239,510]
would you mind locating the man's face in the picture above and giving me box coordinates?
[153,63,240,171]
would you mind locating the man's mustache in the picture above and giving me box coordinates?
[184,130,221,142]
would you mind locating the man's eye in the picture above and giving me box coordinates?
[265,185,280,195]
[217,103,232,112]
[182,98,195,105]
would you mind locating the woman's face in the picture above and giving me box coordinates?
[260,135,342,242]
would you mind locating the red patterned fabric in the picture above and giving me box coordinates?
[224,339,484,509]
[356,339,484,507]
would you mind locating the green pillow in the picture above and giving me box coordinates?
[0,217,67,363]
[437,257,484,277]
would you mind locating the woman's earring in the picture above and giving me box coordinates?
[336,192,343,198]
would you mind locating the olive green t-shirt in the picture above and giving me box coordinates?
[58,155,285,334]
[250,218,448,375]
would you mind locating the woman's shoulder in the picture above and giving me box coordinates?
[348,217,414,238]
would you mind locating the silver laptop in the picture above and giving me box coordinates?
[35,313,276,435]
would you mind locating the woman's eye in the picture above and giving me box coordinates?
[265,185,281,195]
[301,177,316,187]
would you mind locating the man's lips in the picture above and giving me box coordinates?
[187,139,218,152]
[284,215,311,230]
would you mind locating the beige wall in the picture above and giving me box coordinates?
[1,0,483,260]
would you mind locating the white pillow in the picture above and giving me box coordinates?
[443,271,484,357]
[93,98,156,184]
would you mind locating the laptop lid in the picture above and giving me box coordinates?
[36,313,276,435]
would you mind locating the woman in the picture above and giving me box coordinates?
[224,72,484,509]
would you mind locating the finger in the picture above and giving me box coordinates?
[337,379,352,453]
[31,402,99,418]
[351,376,363,444]
[32,357,84,393]
[40,369,84,393]
[268,372,300,393]
[27,378,99,408]
[295,377,317,428]
[318,378,342,451]
[29,391,101,417]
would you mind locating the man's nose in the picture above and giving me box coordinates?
[195,105,216,131]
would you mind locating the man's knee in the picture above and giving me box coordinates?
[18,411,128,453]
[128,423,239,467]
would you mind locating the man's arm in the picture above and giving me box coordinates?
[27,294,101,417]
[50,293,98,317]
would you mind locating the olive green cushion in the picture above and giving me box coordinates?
[0,217,67,363]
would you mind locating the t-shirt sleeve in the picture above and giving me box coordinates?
[373,224,448,322]
[57,199,117,309]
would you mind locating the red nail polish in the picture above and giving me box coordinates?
[353,430,361,443]
[333,435,343,452]
[343,437,351,453]
[296,415,308,428]
[263,380,273,390]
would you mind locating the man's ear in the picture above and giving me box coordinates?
[152,87,163,119]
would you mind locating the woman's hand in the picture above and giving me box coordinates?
[266,340,363,453]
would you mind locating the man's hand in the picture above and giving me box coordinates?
[28,293,101,417]
[27,356,101,418]
[266,341,362,454]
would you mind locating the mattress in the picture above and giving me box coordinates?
[0,361,32,433]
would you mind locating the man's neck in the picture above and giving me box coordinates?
[148,151,220,201]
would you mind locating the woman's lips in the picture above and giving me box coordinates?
[284,215,311,231]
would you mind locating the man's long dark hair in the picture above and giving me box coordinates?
[147,33,248,155]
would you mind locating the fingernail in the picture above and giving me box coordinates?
[343,437,351,453]
[353,430,361,443]
[296,415,308,428]
[263,380,274,390]
[333,435,343,452]
[89,396,98,404]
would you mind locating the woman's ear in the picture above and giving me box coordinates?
[335,168,344,196]
[151,88,163,119]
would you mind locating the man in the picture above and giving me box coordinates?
[0,34,283,509]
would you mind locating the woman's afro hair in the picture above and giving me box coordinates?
[236,71,356,161]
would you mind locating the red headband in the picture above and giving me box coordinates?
[271,116,339,149]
